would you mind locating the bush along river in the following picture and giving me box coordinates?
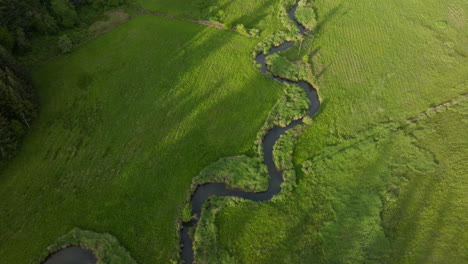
[179,1,320,263]
[39,1,318,263]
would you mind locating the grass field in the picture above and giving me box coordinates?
[193,0,468,262]
[138,0,283,35]
[1,0,466,263]
[0,14,282,263]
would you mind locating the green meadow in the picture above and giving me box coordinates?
[0,0,466,263]
[0,14,282,263]
[138,0,283,35]
[194,0,468,262]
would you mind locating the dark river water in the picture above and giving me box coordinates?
[42,247,96,264]
[180,1,319,263]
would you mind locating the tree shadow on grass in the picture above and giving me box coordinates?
[312,4,346,36]
[0,15,283,264]
[216,0,278,30]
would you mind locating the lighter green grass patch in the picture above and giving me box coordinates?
[193,155,269,192]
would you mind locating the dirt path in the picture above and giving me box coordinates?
[138,8,228,31]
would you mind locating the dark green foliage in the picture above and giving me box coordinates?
[0,26,14,51]
[0,116,16,161]
[51,0,79,28]
[58,34,73,53]
[193,196,250,263]
[194,0,216,15]
[14,28,31,53]
[266,53,311,81]
[0,0,131,56]
[0,46,35,162]
[295,0,317,30]
[35,14,60,35]
[207,6,226,23]
[90,0,131,9]
[255,84,309,157]
[0,0,132,163]
[273,125,304,195]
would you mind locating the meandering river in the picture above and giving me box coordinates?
[41,1,318,263]
[180,2,320,263]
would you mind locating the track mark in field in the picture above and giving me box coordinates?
[138,9,230,32]
[406,94,468,124]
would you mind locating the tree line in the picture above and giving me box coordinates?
[0,0,129,164]
[0,45,35,163]
[0,0,129,54]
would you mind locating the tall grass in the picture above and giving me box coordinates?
[0,15,282,263]
[195,0,468,262]
[192,155,269,192]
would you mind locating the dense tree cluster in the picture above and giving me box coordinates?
[0,46,35,162]
[0,0,129,54]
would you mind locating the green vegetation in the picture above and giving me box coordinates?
[1,1,135,165]
[1,0,466,262]
[193,196,249,263]
[307,99,468,263]
[191,0,468,262]
[294,1,468,260]
[0,14,283,263]
[255,83,309,157]
[266,52,312,81]
[294,0,317,30]
[193,99,468,264]
[40,228,137,264]
[0,0,132,56]
[382,100,468,263]
[273,125,304,195]
[193,155,269,192]
[0,46,36,164]
[193,164,333,263]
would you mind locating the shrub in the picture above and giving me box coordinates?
[294,0,317,30]
[235,24,248,36]
[0,27,14,52]
[193,155,269,192]
[58,35,73,53]
[248,28,260,37]
[208,6,226,23]
[51,0,79,28]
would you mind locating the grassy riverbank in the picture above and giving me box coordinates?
[0,0,466,262]
[294,0,468,260]
[195,0,468,262]
[0,14,282,263]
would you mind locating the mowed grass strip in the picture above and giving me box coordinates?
[0,15,281,263]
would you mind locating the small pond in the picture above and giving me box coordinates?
[42,247,96,264]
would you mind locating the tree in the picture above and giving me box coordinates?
[0,46,36,163]
[236,24,248,36]
[0,115,17,161]
[0,27,14,52]
[51,0,79,28]
[15,28,30,53]
[58,35,73,53]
